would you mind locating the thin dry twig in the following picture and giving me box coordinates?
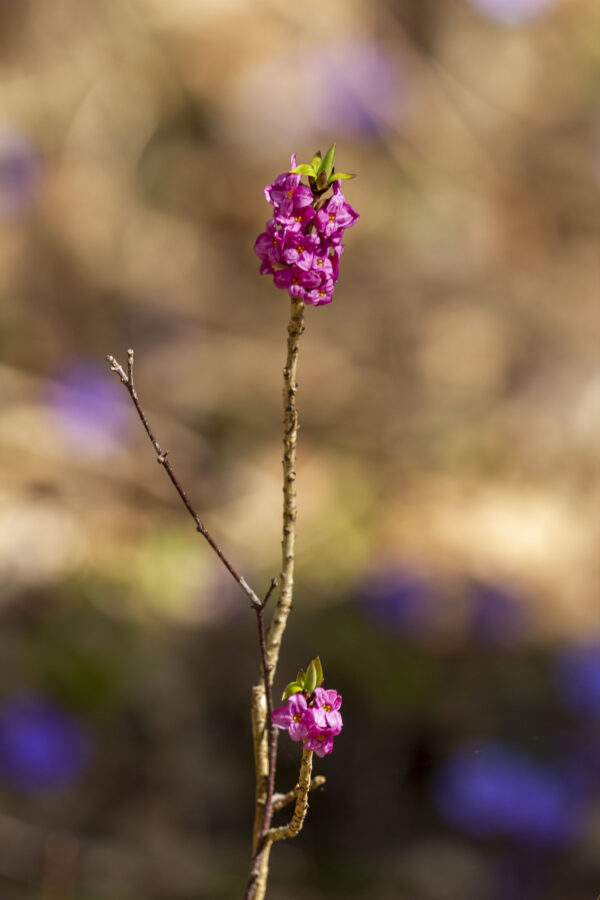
[106,349,262,609]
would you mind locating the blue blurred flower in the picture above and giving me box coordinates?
[45,361,131,457]
[556,641,600,720]
[356,567,435,637]
[435,744,581,846]
[469,580,527,647]
[467,0,562,25]
[0,124,39,218]
[0,697,91,790]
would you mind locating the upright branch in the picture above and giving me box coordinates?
[267,297,305,673]
[254,578,279,851]
[247,146,358,900]
[248,297,305,876]
[106,350,262,610]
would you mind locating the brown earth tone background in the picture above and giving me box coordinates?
[1,0,600,897]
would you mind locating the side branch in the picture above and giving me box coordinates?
[106,349,261,609]
[272,775,325,812]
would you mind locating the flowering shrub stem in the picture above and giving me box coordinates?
[267,297,305,667]
[108,150,355,900]
[253,578,279,855]
[247,298,306,899]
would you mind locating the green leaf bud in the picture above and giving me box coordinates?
[282,682,304,701]
[290,164,316,177]
[313,656,324,687]
[304,659,318,695]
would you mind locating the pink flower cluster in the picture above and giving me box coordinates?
[254,154,358,306]
[271,687,343,758]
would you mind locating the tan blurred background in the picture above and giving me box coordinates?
[1,0,600,898]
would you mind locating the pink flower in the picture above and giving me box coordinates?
[304,271,335,307]
[312,687,343,734]
[312,249,337,281]
[304,725,337,758]
[272,668,343,757]
[271,694,315,741]
[255,152,358,305]
[282,230,320,271]
[274,265,320,299]
[265,163,313,217]
[254,219,283,265]
[259,259,275,276]
[314,182,359,239]
[275,205,315,232]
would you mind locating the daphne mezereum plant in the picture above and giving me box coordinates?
[106,144,358,899]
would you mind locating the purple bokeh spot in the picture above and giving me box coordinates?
[467,0,562,25]
[45,361,131,457]
[307,42,411,136]
[0,125,39,218]
[240,41,412,145]
[434,744,581,846]
[356,567,435,637]
[0,697,92,790]
[556,641,600,720]
[469,581,527,646]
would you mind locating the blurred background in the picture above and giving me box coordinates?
[1,0,600,897]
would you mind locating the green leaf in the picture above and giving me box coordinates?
[313,656,324,687]
[305,659,318,695]
[327,172,355,184]
[290,164,316,177]
[317,143,336,182]
[311,152,322,171]
[296,668,306,687]
[282,681,304,701]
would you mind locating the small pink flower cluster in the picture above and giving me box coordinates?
[254,153,358,306]
[271,686,343,758]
